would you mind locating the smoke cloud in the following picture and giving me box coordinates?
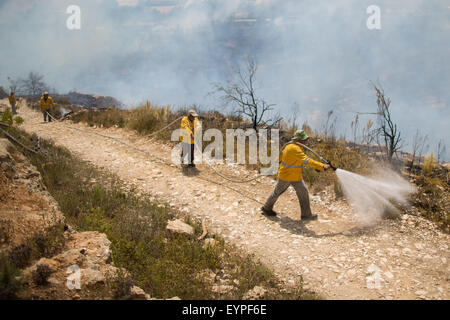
[0,0,448,158]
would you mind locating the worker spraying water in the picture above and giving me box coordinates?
[262,129,416,225]
[261,130,332,220]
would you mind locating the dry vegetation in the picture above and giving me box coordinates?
[409,154,449,233]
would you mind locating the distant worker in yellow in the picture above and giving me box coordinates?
[40,91,54,122]
[180,109,201,168]
[261,130,331,220]
[8,92,17,115]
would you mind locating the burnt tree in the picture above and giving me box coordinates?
[214,58,281,131]
[373,84,402,163]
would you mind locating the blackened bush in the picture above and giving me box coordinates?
[32,264,53,286]
[8,243,32,269]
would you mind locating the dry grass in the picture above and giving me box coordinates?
[412,170,449,233]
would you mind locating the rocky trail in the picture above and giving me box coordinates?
[6,100,450,300]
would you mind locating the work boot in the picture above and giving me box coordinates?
[261,207,276,217]
[301,214,318,221]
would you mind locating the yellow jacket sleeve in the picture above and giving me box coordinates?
[180,117,193,135]
[305,157,325,171]
[292,146,324,171]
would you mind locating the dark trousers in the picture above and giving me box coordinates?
[181,142,194,165]
[42,109,52,122]
[11,103,17,115]
[262,178,313,217]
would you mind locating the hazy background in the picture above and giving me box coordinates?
[0,0,448,158]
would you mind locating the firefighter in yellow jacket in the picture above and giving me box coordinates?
[180,109,201,167]
[40,92,54,122]
[8,92,17,115]
[261,130,331,220]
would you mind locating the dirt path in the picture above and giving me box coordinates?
[10,101,450,299]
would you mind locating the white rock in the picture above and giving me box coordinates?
[47,277,59,286]
[166,219,194,236]
[243,286,267,300]
[82,268,105,286]
[212,284,234,294]
[366,264,383,290]
[129,286,151,300]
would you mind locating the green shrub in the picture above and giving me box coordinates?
[14,116,24,125]
[1,108,13,126]
[0,255,23,299]
[81,207,112,234]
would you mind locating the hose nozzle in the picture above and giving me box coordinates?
[327,160,338,171]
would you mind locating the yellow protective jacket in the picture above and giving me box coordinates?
[278,142,325,181]
[40,96,54,110]
[180,116,200,144]
[8,94,16,105]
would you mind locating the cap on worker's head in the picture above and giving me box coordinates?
[292,129,309,141]
[188,109,198,117]
[44,91,48,95]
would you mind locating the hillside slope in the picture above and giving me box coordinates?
[0,137,150,299]
[9,100,450,300]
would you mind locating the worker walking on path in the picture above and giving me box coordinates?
[40,91,54,122]
[8,92,17,115]
[261,129,331,220]
[180,109,201,168]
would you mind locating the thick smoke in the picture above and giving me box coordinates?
[0,0,448,157]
